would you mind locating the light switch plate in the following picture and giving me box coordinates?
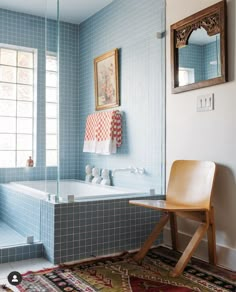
[197,93,214,112]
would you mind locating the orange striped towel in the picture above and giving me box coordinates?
[83,110,122,155]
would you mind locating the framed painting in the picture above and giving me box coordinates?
[94,48,119,111]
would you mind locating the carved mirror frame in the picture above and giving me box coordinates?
[171,0,227,94]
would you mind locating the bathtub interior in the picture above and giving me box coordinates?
[10,180,146,201]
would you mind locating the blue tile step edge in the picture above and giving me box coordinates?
[0,242,43,264]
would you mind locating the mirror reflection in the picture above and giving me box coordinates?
[171,0,226,93]
[178,28,221,86]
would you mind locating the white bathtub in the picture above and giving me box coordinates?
[10,180,145,202]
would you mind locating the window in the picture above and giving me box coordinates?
[0,45,36,168]
[179,67,195,86]
[46,54,58,166]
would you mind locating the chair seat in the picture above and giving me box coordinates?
[129,199,207,212]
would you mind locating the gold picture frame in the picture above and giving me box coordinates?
[94,48,119,111]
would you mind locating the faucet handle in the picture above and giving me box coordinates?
[129,166,145,174]
[129,166,136,173]
[138,168,145,175]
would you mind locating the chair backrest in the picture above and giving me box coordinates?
[166,160,216,210]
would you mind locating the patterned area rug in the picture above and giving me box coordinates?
[0,285,12,292]
[13,247,236,292]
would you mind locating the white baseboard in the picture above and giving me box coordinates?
[164,227,236,272]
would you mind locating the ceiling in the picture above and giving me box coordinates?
[0,0,113,24]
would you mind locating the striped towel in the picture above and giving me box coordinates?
[83,110,122,155]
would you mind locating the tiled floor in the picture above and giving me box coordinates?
[0,257,56,291]
[0,222,26,247]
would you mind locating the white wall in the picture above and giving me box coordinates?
[166,0,236,270]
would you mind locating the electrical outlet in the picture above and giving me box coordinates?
[197,93,214,112]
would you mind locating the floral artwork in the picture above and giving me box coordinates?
[94,49,119,110]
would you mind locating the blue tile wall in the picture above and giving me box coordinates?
[0,8,79,183]
[0,1,166,194]
[203,38,221,80]
[78,0,166,193]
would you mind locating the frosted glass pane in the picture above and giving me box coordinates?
[46,87,57,102]
[46,55,57,71]
[0,117,16,133]
[46,103,57,118]
[0,151,15,167]
[46,118,57,134]
[0,100,16,116]
[0,83,16,100]
[46,150,57,166]
[0,49,16,66]
[17,134,32,150]
[0,66,16,83]
[17,151,32,167]
[46,134,57,149]
[46,71,57,87]
[18,51,33,68]
[17,85,33,101]
[0,134,16,150]
[17,68,33,85]
[17,101,32,117]
[17,118,33,134]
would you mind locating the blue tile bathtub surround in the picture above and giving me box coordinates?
[40,195,163,264]
[0,184,41,241]
[78,0,166,193]
[0,181,163,263]
[0,8,78,183]
[40,200,55,263]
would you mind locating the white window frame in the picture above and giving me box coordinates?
[179,67,195,86]
[46,52,58,167]
[0,44,37,168]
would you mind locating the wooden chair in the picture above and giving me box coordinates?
[129,160,216,277]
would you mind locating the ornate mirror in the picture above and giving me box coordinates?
[171,0,227,93]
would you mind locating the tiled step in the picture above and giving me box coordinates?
[0,221,27,247]
[0,243,43,264]
[0,221,44,264]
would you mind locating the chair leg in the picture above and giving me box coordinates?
[134,213,169,262]
[170,222,209,277]
[207,207,216,265]
[170,213,178,251]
